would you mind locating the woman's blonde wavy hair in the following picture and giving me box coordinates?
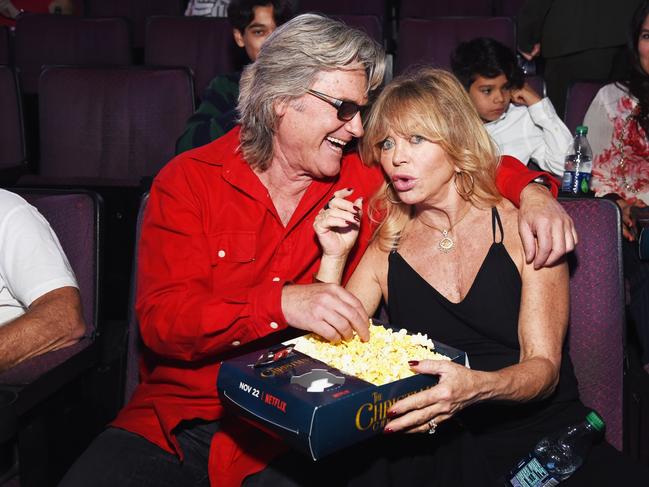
[238,13,385,171]
[359,67,501,251]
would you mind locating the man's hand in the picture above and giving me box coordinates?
[518,43,541,61]
[519,184,578,268]
[281,283,369,343]
[617,197,647,241]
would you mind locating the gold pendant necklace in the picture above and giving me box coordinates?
[437,230,455,253]
[418,206,471,253]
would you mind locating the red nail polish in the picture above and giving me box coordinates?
[353,205,361,212]
[383,427,394,434]
[387,410,398,418]
[408,360,419,366]
[354,215,361,222]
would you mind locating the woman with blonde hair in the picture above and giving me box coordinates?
[314,67,648,485]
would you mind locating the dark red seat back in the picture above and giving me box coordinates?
[85,0,184,48]
[396,17,515,74]
[0,67,26,171]
[0,25,9,65]
[561,198,624,450]
[526,75,546,98]
[14,15,131,94]
[145,16,240,99]
[565,81,606,134]
[37,66,194,183]
[498,0,527,16]
[333,14,383,44]
[124,192,149,404]
[298,0,386,19]
[399,0,495,18]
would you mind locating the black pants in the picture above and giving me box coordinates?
[58,421,218,487]
[245,404,649,487]
[543,46,625,119]
[624,238,649,365]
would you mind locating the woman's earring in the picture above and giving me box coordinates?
[385,182,402,205]
[453,171,475,199]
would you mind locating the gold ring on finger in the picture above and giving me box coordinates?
[427,419,437,435]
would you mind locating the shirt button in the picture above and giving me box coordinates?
[231,340,241,347]
[270,322,279,329]
[217,250,226,258]
[272,277,280,282]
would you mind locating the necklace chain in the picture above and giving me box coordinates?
[418,206,472,253]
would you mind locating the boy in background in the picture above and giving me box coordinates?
[176,0,293,153]
[451,37,571,176]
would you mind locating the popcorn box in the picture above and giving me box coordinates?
[216,322,467,460]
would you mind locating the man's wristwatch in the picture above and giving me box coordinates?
[532,175,553,191]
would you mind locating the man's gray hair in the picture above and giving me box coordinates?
[237,13,386,170]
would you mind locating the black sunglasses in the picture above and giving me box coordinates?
[307,89,364,121]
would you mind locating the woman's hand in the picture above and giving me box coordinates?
[384,360,482,434]
[617,197,647,241]
[313,188,362,258]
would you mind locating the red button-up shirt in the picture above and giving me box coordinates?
[112,127,556,486]
[0,1,53,27]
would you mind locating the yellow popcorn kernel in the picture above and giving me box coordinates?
[291,322,449,386]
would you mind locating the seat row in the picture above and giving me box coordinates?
[0,69,606,186]
[0,13,533,99]
[0,65,195,185]
[0,190,628,486]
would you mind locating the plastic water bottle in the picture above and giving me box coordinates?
[505,410,605,486]
[561,125,593,195]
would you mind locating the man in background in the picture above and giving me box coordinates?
[517,0,643,118]
[176,0,294,153]
[184,0,230,18]
[0,189,85,372]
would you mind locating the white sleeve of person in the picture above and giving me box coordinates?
[0,191,78,326]
[528,97,573,176]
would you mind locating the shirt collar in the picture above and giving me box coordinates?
[484,103,512,127]
[214,126,340,231]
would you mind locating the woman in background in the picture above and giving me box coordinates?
[584,0,649,373]
[315,67,648,485]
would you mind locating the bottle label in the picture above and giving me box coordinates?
[577,172,591,194]
[506,453,560,487]
[561,171,575,193]
[560,171,591,195]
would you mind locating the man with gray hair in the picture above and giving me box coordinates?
[61,14,576,487]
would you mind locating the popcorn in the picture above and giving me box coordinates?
[291,321,450,385]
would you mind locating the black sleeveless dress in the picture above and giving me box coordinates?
[383,208,612,485]
[243,209,649,487]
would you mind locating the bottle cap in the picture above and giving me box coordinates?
[586,411,605,432]
[576,125,589,135]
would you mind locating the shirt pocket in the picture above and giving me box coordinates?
[207,231,257,292]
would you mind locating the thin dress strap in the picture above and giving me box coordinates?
[491,207,504,244]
